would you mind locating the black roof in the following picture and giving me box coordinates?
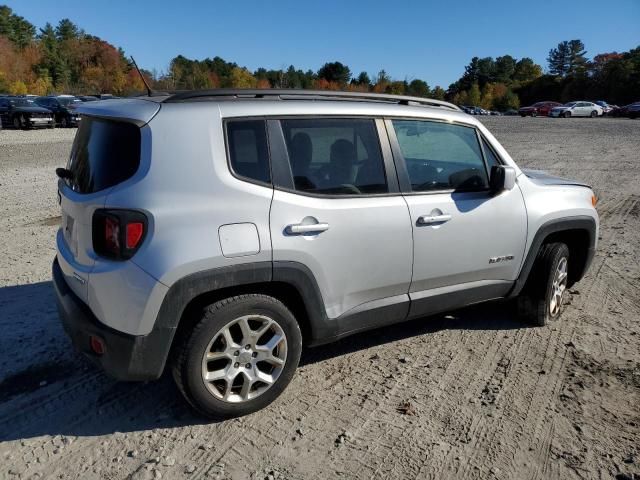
[160,89,459,111]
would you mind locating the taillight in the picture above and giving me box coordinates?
[93,209,148,260]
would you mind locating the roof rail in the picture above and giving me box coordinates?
[162,89,460,111]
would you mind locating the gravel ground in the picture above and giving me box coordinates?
[0,118,639,480]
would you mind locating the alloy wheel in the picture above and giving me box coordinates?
[549,257,568,317]
[201,314,287,403]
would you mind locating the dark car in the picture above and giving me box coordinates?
[609,103,638,118]
[0,96,54,129]
[627,103,640,119]
[35,95,83,127]
[77,95,99,102]
[518,101,562,117]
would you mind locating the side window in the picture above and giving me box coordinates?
[226,120,270,185]
[481,138,501,169]
[391,119,489,192]
[280,118,387,195]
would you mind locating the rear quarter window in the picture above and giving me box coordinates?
[66,118,141,193]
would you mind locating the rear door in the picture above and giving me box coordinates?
[57,117,142,302]
[387,118,527,319]
[268,117,413,330]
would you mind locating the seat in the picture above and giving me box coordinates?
[289,132,315,190]
[328,139,356,187]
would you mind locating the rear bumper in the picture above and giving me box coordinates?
[53,257,174,381]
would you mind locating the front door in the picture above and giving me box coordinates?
[268,117,413,332]
[387,118,527,319]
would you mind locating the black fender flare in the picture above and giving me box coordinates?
[508,216,597,298]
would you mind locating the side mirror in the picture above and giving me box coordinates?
[489,165,516,193]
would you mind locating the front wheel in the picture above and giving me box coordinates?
[563,112,571,118]
[172,294,302,419]
[13,115,22,129]
[517,242,570,327]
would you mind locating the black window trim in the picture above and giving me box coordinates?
[384,116,494,196]
[223,117,273,189]
[224,115,401,199]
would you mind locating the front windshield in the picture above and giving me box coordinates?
[12,99,37,107]
[58,97,82,106]
[533,102,546,107]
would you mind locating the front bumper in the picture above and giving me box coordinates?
[53,257,174,381]
[27,117,54,127]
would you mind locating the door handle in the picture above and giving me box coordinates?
[417,214,452,225]
[286,222,330,234]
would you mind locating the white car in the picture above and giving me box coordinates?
[550,101,603,118]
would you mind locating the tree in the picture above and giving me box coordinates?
[494,55,516,83]
[317,61,351,85]
[55,18,79,41]
[467,83,481,105]
[229,67,256,88]
[407,79,430,97]
[431,86,446,100]
[353,71,371,87]
[548,40,587,77]
[0,5,35,48]
[513,58,542,83]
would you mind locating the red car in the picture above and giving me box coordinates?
[518,101,562,117]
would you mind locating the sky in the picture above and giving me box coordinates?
[4,0,640,88]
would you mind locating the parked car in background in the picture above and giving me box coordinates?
[0,96,54,129]
[627,103,640,119]
[35,95,82,127]
[608,103,633,117]
[503,109,519,116]
[77,95,99,102]
[518,101,562,117]
[489,111,502,116]
[593,101,614,115]
[549,102,603,118]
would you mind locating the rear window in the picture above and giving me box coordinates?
[66,118,141,193]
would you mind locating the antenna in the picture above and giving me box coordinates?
[130,56,152,97]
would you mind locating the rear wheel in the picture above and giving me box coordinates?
[172,294,302,419]
[590,110,597,118]
[518,242,570,327]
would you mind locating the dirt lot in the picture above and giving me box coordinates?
[0,117,639,480]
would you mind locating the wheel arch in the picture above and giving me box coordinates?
[509,216,596,297]
[158,261,330,374]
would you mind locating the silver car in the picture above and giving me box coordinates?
[550,101,603,118]
[53,90,598,418]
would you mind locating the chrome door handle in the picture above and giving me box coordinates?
[417,214,452,225]
[286,222,330,234]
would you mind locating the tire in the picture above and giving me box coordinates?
[13,115,22,129]
[532,111,538,117]
[563,112,571,118]
[517,243,570,327]
[61,116,69,128]
[520,114,526,117]
[172,294,302,419]
[590,110,597,118]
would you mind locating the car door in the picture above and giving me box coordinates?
[577,102,590,116]
[0,99,7,125]
[386,118,527,320]
[268,117,413,333]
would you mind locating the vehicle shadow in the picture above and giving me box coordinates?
[0,281,526,441]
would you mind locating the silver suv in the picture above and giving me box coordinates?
[53,90,598,418]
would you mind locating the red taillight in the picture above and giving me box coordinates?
[126,222,144,249]
[89,335,106,356]
[93,210,147,260]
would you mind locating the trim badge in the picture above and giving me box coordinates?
[489,255,514,264]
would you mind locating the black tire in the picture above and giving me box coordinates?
[590,110,597,118]
[172,294,302,419]
[517,242,570,327]
[61,116,69,128]
[13,115,22,129]
[563,111,571,118]
[532,111,538,117]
